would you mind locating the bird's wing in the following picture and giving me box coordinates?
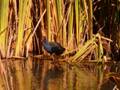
[49,42,58,47]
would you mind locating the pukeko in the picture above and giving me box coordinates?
[42,37,65,56]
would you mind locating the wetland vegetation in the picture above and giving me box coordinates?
[0,0,120,90]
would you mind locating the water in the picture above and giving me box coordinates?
[0,57,119,90]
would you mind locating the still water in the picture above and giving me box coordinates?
[0,56,118,90]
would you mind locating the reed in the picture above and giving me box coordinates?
[68,1,74,50]
[75,0,79,44]
[46,0,51,41]
[87,0,93,39]
[0,0,9,57]
[55,0,63,43]
[70,34,97,62]
[15,0,28,56]
[24,0,32,57]
[0,0,93,57]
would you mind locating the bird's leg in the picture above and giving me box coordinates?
[51,54,58,65]
[51,54,55,64]
[54,55,61,67]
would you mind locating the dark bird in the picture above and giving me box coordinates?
[42,37,65,55]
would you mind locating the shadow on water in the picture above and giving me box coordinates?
[1,57,120,90]
[43,66,64,90]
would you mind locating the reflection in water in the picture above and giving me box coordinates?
[32,58,44,90]
[31,59,98,90]
[43,66,64,90]
[3,57,119,90]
